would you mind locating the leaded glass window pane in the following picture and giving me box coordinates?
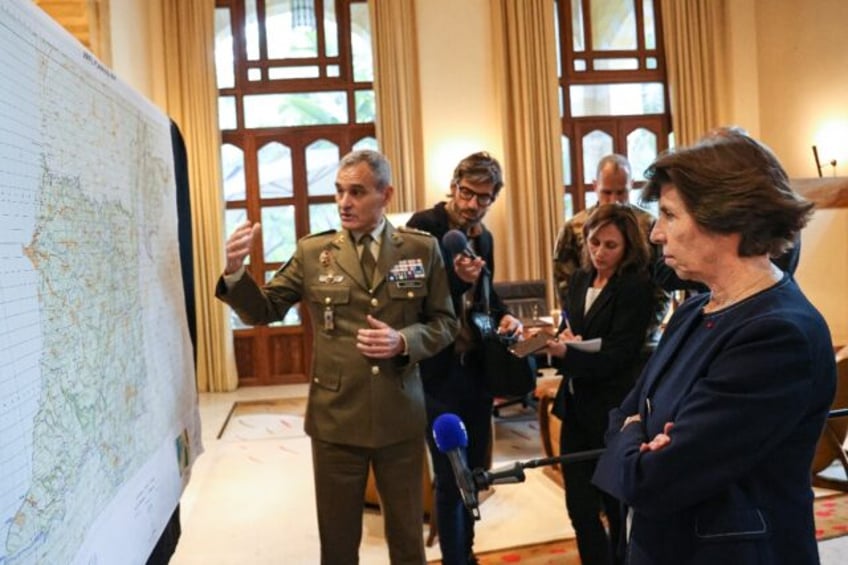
[561,135,572,185]
[570,83,664,117]
[222,144,246,201]
[244,92,348,127]
[215,8,234,89]
[266,0,318,58]
[309,203,340,233]
[261,205,297,263]
[306,140,339,197]
[582,130,613,183]
[590,0,636,50]
[626,128,657,182]
[219,96,237,130]
[353,137,378,151]
[258,142,293,198]
[244,0,259,60]
[350,3,373,82]
[355,90,375,123]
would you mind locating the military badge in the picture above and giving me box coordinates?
[388,258,426,284]
[318,248,344,284]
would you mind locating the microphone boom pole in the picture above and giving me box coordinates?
[473,448,606,491]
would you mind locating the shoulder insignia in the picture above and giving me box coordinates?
[303,229,337,240]
[396,226,435,238]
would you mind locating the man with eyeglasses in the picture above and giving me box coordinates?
[407,152,522,565]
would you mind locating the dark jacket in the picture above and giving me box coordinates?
[592,275,835,565]
[552,268,657,435]
[406,202,508,380]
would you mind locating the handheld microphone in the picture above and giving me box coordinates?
[441,229,490,276]
[432,413,481,518]
[442,229,479,260]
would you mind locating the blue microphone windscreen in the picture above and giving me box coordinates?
[442,229,468,256]
[432,413,468,452]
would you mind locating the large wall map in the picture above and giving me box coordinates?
[0,2,200,563]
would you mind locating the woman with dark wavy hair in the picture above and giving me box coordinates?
[592,132,836,565]
[545,203,658,565]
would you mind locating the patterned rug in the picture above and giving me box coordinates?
[817,492,848,540]
[470,491,848,564]
[221,398,574,562]
[222,398,848,563]
[218,397,307,440]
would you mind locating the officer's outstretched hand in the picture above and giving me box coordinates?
[225,221,261,275]
[357,315,405,359]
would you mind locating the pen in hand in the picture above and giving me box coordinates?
[545,310,571,361]
[557,309,572,338]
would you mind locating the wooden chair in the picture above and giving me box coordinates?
[811,346,848,491]
[492,279,551,416]
[536,377,565,488]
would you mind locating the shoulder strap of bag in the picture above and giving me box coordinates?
[479,268,493,316]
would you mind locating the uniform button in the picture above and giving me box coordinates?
[371,365,380,375]
[324,297,331,304]
[370,298,378,307]
[407,291,414,298]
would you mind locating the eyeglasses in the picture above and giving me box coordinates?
[456,185,495,207]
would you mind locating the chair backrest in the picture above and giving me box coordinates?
[811,346,848,474]
[493,279,549,321]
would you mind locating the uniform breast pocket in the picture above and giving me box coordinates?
[387,281,429,326]
[308,286,350,333]
[386,281,429,300]
[308,286,351,305]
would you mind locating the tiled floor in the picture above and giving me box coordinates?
[177,384,309,523]
[175,384,848,564]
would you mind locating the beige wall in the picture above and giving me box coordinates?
[414,0,508,238]
[724,0,848,345]
[797,208,848,346]
[724,0,760,136]
[107,0,157,105]
[752,0,848,178]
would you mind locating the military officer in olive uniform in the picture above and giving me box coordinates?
[216,149,458,565]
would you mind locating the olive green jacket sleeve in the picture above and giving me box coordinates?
[215,223,459,447]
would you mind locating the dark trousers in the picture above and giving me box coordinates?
[424,355,493,565]
[311,437,426,565]
[560,395,622,565]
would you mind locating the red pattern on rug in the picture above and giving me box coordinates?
[466,493,848,564]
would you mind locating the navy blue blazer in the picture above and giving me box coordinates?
[592,275,836,565]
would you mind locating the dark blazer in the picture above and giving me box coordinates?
[407,202,509,379]
[592,275,836,565]
[552,268,657,435]
[216,222,459,448]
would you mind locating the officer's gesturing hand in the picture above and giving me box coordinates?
[357,315,406,359]
[225,220,261,275]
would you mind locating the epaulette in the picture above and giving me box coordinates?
[396,226,435,238]
[302,229,337,240]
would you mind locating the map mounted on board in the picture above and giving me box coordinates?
[0,2,200,563]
